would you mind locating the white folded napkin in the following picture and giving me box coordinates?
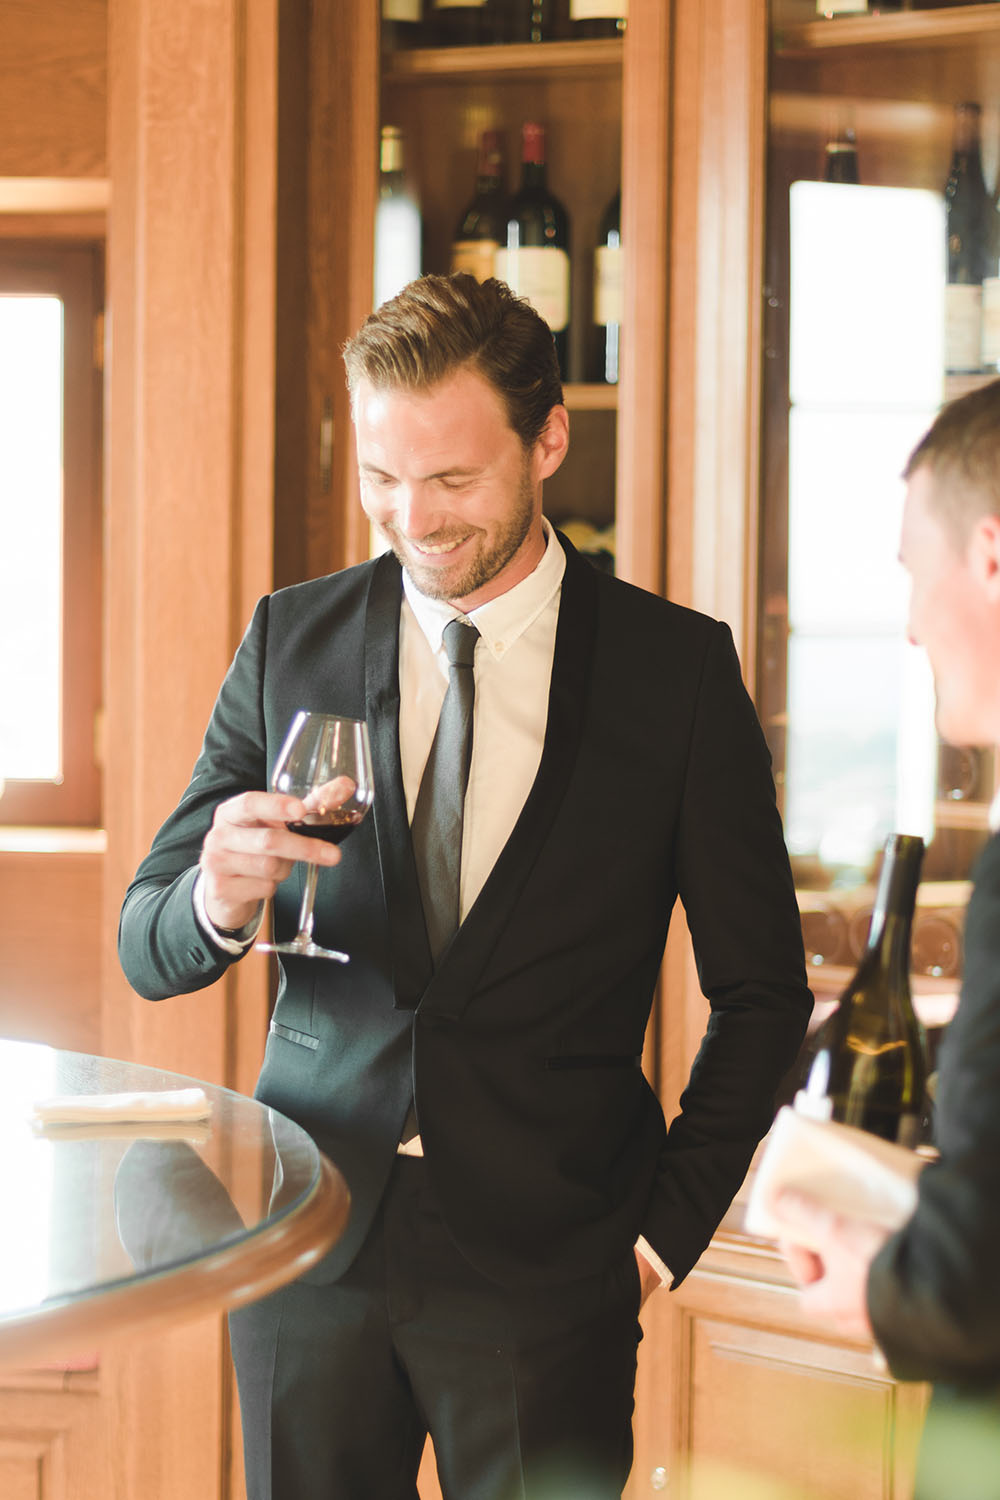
[744,1103,928,1250]
[31,1087,212,1126]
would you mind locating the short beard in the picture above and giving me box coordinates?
[385,461,537,604]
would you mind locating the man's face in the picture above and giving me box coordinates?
[354,366,566,612]
[900,466,1000,747]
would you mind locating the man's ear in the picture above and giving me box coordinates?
[533,404,570,482]
[970,514,1000,599]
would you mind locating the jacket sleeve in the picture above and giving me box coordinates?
[118,596,271,1001]
[640,621,813,1284]
[867,836,1000,1386]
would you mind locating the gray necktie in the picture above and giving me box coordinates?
[411,616,479,965]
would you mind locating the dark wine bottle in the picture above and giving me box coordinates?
[495,122,571,378]
[591,187,622,383]
[450,129,506,282]
[945,101,991,375]
[797,834,929,1148]
[381,0,424,50]
[569,0,626,37]
[823,128,859,184]
[500,0,565,41]
[426,0,497,44]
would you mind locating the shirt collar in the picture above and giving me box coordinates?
[401,519,566,662]
[990,786,1000,834]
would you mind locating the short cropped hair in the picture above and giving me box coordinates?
[904,377,1000,542]
[342,273,563,449]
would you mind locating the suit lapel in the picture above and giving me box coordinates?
[418,537,599,1021]
[364,552,435,1007]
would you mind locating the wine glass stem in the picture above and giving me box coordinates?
[295,861,321,945]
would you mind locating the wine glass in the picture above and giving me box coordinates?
[255,710,374,962]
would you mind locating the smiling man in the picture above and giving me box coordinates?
[119,273,810,1500]
[777,378,1000,1500]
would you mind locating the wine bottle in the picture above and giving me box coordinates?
[816,1,903,14]
[450,130,506,282]
[426,0,496,45]
[495,122,572,378]
[797,834,929,1148]
[381,0,424,49]
[374,126,422,310]
[981,140,1000,371]
[569,0,626,37]
[945,101,991,375]
[823,128,859,184]
[500,0,564,41]
[591,187,622,383]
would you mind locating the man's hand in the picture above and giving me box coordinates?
[776,1189,891,1342]
[199,787,348,931]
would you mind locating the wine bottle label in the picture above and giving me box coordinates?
[451,240,499,282]
[494,247,570,331]
[383,0,421,19]
[945,283,983,371]
[816,0,867,12]
[571,0,628,17]
[434,0,487,9]
[593,244,623,326]
[982,276,1000,366]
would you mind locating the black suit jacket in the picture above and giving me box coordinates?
[119,535,811,1289]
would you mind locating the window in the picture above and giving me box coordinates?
[0,243,103,827]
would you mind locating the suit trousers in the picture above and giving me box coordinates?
[229,1157,643,1500]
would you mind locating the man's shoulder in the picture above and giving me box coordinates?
[266,552,399,618]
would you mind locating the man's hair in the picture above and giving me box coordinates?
[342,273,563,449]
[904,377,1000,540]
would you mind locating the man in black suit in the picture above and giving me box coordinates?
[776,379,1000,1500]
[119,273,811,1500]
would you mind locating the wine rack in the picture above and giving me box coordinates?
[381,29,624,540]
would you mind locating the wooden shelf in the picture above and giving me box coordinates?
[385,38,622,83]
[563,382,618,411]
[775,3,1000,56]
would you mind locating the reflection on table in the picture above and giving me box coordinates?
[0,1039,349,1367]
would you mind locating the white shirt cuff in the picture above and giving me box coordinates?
[192,871,264,954]
[635,1235,673,1290]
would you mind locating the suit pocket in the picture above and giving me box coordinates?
[269,1020,319,1051]
[543,1054,641,1071]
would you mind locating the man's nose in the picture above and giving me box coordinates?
[396,486,443,539]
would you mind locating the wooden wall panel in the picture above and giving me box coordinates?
[0,852,102,1053]
[0,1,107,178]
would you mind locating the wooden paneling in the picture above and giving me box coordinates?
[0,852,102,1053]
[0,2,107,178]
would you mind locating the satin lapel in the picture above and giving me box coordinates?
[418,537,599,1021]
[364,553,434,1007]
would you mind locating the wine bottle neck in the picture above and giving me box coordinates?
[520,161,548,191]
[864,834,924,970]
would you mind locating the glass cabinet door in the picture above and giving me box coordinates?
[760,1,1000,1038]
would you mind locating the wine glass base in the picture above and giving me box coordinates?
[255,939,350,963]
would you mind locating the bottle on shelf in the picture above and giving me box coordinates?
[450,129,507,282]
[823,127,859,185]
[495,121,572,378]
[944,100,991,376]
[591,187,622,383]
[425,0,499,45]
[374,126,422,310]
[381,0,424,49]
[816,2,903,15]
[569,0,627,37]
[796,833,929,1148]
[500,0,565,42]
[981,147,1000,371]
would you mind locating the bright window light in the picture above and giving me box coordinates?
[785,183,943,879]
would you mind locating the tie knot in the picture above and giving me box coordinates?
[443,617,479,669]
